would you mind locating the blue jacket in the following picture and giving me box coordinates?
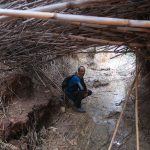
[66,75,85,94]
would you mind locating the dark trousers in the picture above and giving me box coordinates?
[67,90,92,108]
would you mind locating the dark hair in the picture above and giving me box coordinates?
[78,66,85,72]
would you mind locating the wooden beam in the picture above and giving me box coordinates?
[70,21,150,33]
[117,26,150,33]
[0,0,103,22]
[68,35,150,48]
[0,8,150,28]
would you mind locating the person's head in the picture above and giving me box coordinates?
[78,66,85,78]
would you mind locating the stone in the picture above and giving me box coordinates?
[93,80,109,88]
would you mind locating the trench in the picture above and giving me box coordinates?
[0,52,150,150]
[36,52,145,150]
[78,52,136,150]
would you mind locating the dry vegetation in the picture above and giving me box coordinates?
[0,0,149,71]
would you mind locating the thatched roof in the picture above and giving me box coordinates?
[0,0,149,69]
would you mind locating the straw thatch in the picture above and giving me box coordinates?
[0,0,149,70]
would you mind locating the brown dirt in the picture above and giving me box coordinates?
[38,108,95,150]
[0,73,59,143]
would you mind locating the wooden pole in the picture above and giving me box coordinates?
[0,9,150,28]
[68,35,150,48]
[135,55,140,150]
[0,0,102,22]
[108,77,136,150]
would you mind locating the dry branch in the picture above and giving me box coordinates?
[0,140,18,150]
[68,35,150,48]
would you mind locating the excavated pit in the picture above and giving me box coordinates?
[36,53,150,150]
[0,53,150,150]
[33,53,140,150]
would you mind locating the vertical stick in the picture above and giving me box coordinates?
[135,55,140,150]
[108,77,136,150]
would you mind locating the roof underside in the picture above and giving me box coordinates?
[0,0,150,69]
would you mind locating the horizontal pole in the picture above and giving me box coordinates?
[30,0,101,12]
[72,51,133,54]
[45,19,150,33]
[68,35,150,48]
[0,9,150,28]
[0,0,102,22]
